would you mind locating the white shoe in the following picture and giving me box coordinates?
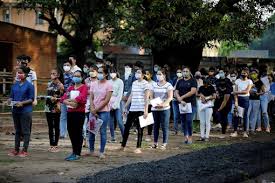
[99,153,105,159]
[243,132,248,138]
[134,148,142,154]
[213,124,222,129]
[230,132,238,137]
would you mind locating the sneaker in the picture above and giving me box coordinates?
[243,132,249,138]
[119,147,126,151]
[50,146,59,153]
[150,144,158,149]
[213,124,222,129]
[18,151,28,157]
[230,132,238,137]
[186,141,192,145]
[134,148,142,154]
[110,139,117,143]
[67,154,80,161]
[197,138,205,141]
[99,153,105,159]
[160,144,167,150]
[65,153,74,161]
[266,128,271,133]
[83,152,98,157]
[204,138,209,142]
[256,128,262,132]
[173,131,178,136]
[8,150,19,157]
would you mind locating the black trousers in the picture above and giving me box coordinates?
[67,112,85,156]
[46,112,61,146]
[122,111,144,148]
[12,112,32,152]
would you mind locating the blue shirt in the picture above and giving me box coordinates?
[270,82,275,95]
[10,81,34,113]
[63,72,73,91]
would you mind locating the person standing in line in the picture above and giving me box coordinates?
[171,69,183,135]
[121,68,150,154]
[45,69,64,152]
[69,55,82,73]
[82,65,98,147]
[61,71,88,161]
[88,67,113,159]
[231,67,253,137]
[197,78,216,141]
[150,69,173,149]
[82,62,91,79]
[8,66,34,157]
[175,67,197,144]
[108,68,124,143]
[60,60,74,139]
[247,69,265,133]
[144,70,156,141]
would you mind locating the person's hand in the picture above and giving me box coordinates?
[156,103,164,109]
[15,102,23,107]
[122,96,128,101]
[51,97,57,102]
[91,107,97,115]
[181,101,186,106]
[32,99,37,106]
[143,112,148,119]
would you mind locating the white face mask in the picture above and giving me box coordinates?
[135,73,142,80]
[89,71,97,78]
[177,73,183,78]
[157,75,164,81]
[230,76,237,82]
[154,66,159,72]
[125,67,132,80]
[110,73,117,79]
[96,64,103,68]
[63,66,71,72]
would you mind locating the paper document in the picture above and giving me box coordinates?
[198,100,214,111]
[70,90,80,100]
[139,113,154,128]
[150,97,163,107]
[178,103,192,114]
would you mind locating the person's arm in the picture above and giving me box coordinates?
[16,84,34,107]
[180,87,197,101]
[113,80,124,109]
[31,71,38,105]
[143,89,150,118]
[234,81,253,95]
[218,94,230,111]
[124,94,132,110]
[95,91,113,112]
[258,84,266,96]
[161,89,173,107]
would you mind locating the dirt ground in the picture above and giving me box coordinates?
[0,124,274,183]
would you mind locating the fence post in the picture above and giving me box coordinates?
[3,68,6,95]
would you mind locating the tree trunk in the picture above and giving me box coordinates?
[152,45,204,73]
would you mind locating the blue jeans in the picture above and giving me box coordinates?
[248,100,260,131]
[89,112,110,153]
[172,100,180,132]
[152,109,170,144]
[109,109,124,140]
[257,94,270,129]
[180,106,196,137]
[237,96,249,132]
[60,103,68,137]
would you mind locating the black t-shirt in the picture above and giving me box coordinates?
[215,78,233,92]
[250,80,263,100]
[176,78,197,105]
[214,86,232,110]
[198,85,216,97]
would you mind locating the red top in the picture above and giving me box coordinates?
[60,84,88,113]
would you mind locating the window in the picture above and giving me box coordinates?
[3,9,10,23]
[35,11,44,25]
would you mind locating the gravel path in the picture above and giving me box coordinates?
[79,139,275,183]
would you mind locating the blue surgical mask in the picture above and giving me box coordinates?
[97,73,104,80]
[72,77,82,84]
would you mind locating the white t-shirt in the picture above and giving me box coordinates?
[71,65,82,73]
[260,76,270,93]
[151,82,173,111]
[129,80,150,112]
[235,78,253,97]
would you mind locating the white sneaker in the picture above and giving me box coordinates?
[99,153,105,159]
[230,132,238,137]
[213,124,222,129]
[134,148,142,154]
[243,132,248,138]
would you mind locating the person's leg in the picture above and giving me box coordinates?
[147,124,153,136]
[247,100,253,131]
[109,110,116,141]
[221,110,228,134]
[21,112,32,152]
[205,108,213,139]
[153,111,161,144]
[250,100,260,132]
[180,114,188,138]
[12,113,21,152]
[186,113,193,142]
[46,113,54,146]
[121,112,135,147]
[199,109,206,139]
[75,113,85,156]
[172,100,180,133]
[238,97,249,133]
[115,109,125,137]
[54,113,61,146]
[59,103,68,138]
[88,131,96,152]
[260,94,270,129]
[67,112,75,154]
[82,113,88,140]
[162,109,170,144]
[135,112,144,148]
[99,112,109,154]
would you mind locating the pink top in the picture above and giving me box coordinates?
[60,84,88,113]
[90,80,113,112]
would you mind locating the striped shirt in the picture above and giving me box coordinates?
[129,80,150,112]
[151,82,173,111]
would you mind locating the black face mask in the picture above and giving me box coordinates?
[241,74,247,78]
[195,76,201,79]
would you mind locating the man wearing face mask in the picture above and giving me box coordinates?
[82,62,91,80]
[207,67,217,87]
[95,58,104,69]
[69,55,82,73]
[152,64,160,82]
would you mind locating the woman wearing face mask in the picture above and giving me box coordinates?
[231,68,253,137]
[144,70,156,141]
[89,67,113,159]
[247,70,264,133]
[175,67,197,144]
[61,71,88,161]
[82,63,91,80]
[150,69,173,149]
[197,78,216,141]
[60,60,74,139]
[121,69,150,154]
[108,68,124,143]
[8,66,34,157]
[171,69,183,135]
[82,65,98,147]
[227,72,238,128]
[45,69,64,152]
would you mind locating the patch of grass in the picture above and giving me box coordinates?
[190,141,228,151]
[0,159,17,164]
